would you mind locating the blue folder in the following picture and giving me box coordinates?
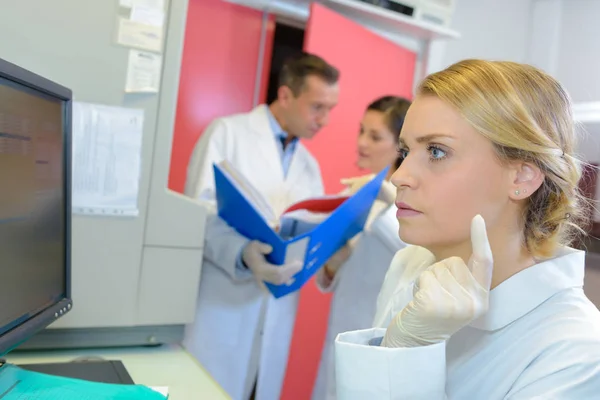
[213,163,389,298]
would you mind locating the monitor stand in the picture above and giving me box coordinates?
[11,359,135,384]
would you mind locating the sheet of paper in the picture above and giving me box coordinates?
[126,50,162,93]
[131,5,164,27]
[72,102,144,217]
[117,17,163,53]
[119,0,134,8]
[149,386,169,396]
[133,0,165,9]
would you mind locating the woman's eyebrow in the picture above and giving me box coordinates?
[399,133,456,146]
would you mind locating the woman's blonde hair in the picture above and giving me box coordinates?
[418,59,588,259]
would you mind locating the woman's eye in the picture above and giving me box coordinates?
[397,147,409,159]
[428,145,447,161]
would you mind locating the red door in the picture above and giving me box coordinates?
[281,4,416,399]
[168,0,274,192]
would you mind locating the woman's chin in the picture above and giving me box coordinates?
[356,159,370,170]
[398,226,429,248]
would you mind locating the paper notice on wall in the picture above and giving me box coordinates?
[131,5,165,27]
[125,50,162,93]
[119,0,134,8]
[132,0,165,9]
[116,17,163,53]
[72,102,144,217]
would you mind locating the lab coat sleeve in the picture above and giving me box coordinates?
[315,233,360,293]
[314,186,357,293]
[184,119,252,281]
[335,328,447,399]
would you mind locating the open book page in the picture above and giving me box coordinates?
[217,160,277,225]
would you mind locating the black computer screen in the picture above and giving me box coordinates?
[0,76,66,336]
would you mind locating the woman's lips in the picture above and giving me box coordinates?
[395,201,422,218]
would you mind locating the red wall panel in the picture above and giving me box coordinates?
[302,5,416,195]
[168,0,274,192]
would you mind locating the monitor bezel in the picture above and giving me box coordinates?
[0,57,73,356]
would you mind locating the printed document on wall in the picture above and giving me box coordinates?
[126,50,162,93]
[117,18,163,53]
[72,102,144,217]
[130,5,165,27]
[119,0,164,9]
[132,0,165,9]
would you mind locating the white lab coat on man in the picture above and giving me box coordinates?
[312,192,406,400]
[182,105,324,400]
[334,245,600,399]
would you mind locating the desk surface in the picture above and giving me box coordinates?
[5,344,230,400]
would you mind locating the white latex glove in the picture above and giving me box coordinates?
[242,240,303,286]
[341,174,395,204]
[382,215,494,347]
[340,174,375,195]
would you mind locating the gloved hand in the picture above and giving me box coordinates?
[340,174,375,195]
[242,240,303,286]
[341,174,395,204]
[382,215,494,348]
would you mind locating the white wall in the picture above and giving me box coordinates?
[435,0,534,69]
[526,0,600,164]
[556,0,600,103]
[553,0,600,167]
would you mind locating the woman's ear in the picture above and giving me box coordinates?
[509,162,545,200]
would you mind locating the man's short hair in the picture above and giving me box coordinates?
[278,52,340,96]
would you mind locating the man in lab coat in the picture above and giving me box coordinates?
[183,52,340,400]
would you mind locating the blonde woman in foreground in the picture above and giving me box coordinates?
[334,59,600,399]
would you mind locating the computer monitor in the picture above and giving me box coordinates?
[0,57,72,357]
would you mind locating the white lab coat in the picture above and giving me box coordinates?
[182,105,324,400]
[312,194,406,400]
[334,245,600,399]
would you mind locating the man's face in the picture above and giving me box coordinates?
[282,75,339,139]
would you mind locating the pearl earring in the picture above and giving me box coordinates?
[515,189,520,196]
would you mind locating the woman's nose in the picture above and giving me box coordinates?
[390,158,416,189]
[357,135,369,149]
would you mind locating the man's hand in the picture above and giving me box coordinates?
[242,241,302,286]
[382,215,494,347]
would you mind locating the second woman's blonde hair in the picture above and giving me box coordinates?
[418,59,587,259]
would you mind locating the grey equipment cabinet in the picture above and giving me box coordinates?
[0,0,208,348]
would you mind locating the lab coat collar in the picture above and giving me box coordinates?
[248,105,273,137]
[469,247,585,332]
[264,106,297,143]
[247,105,308,183]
